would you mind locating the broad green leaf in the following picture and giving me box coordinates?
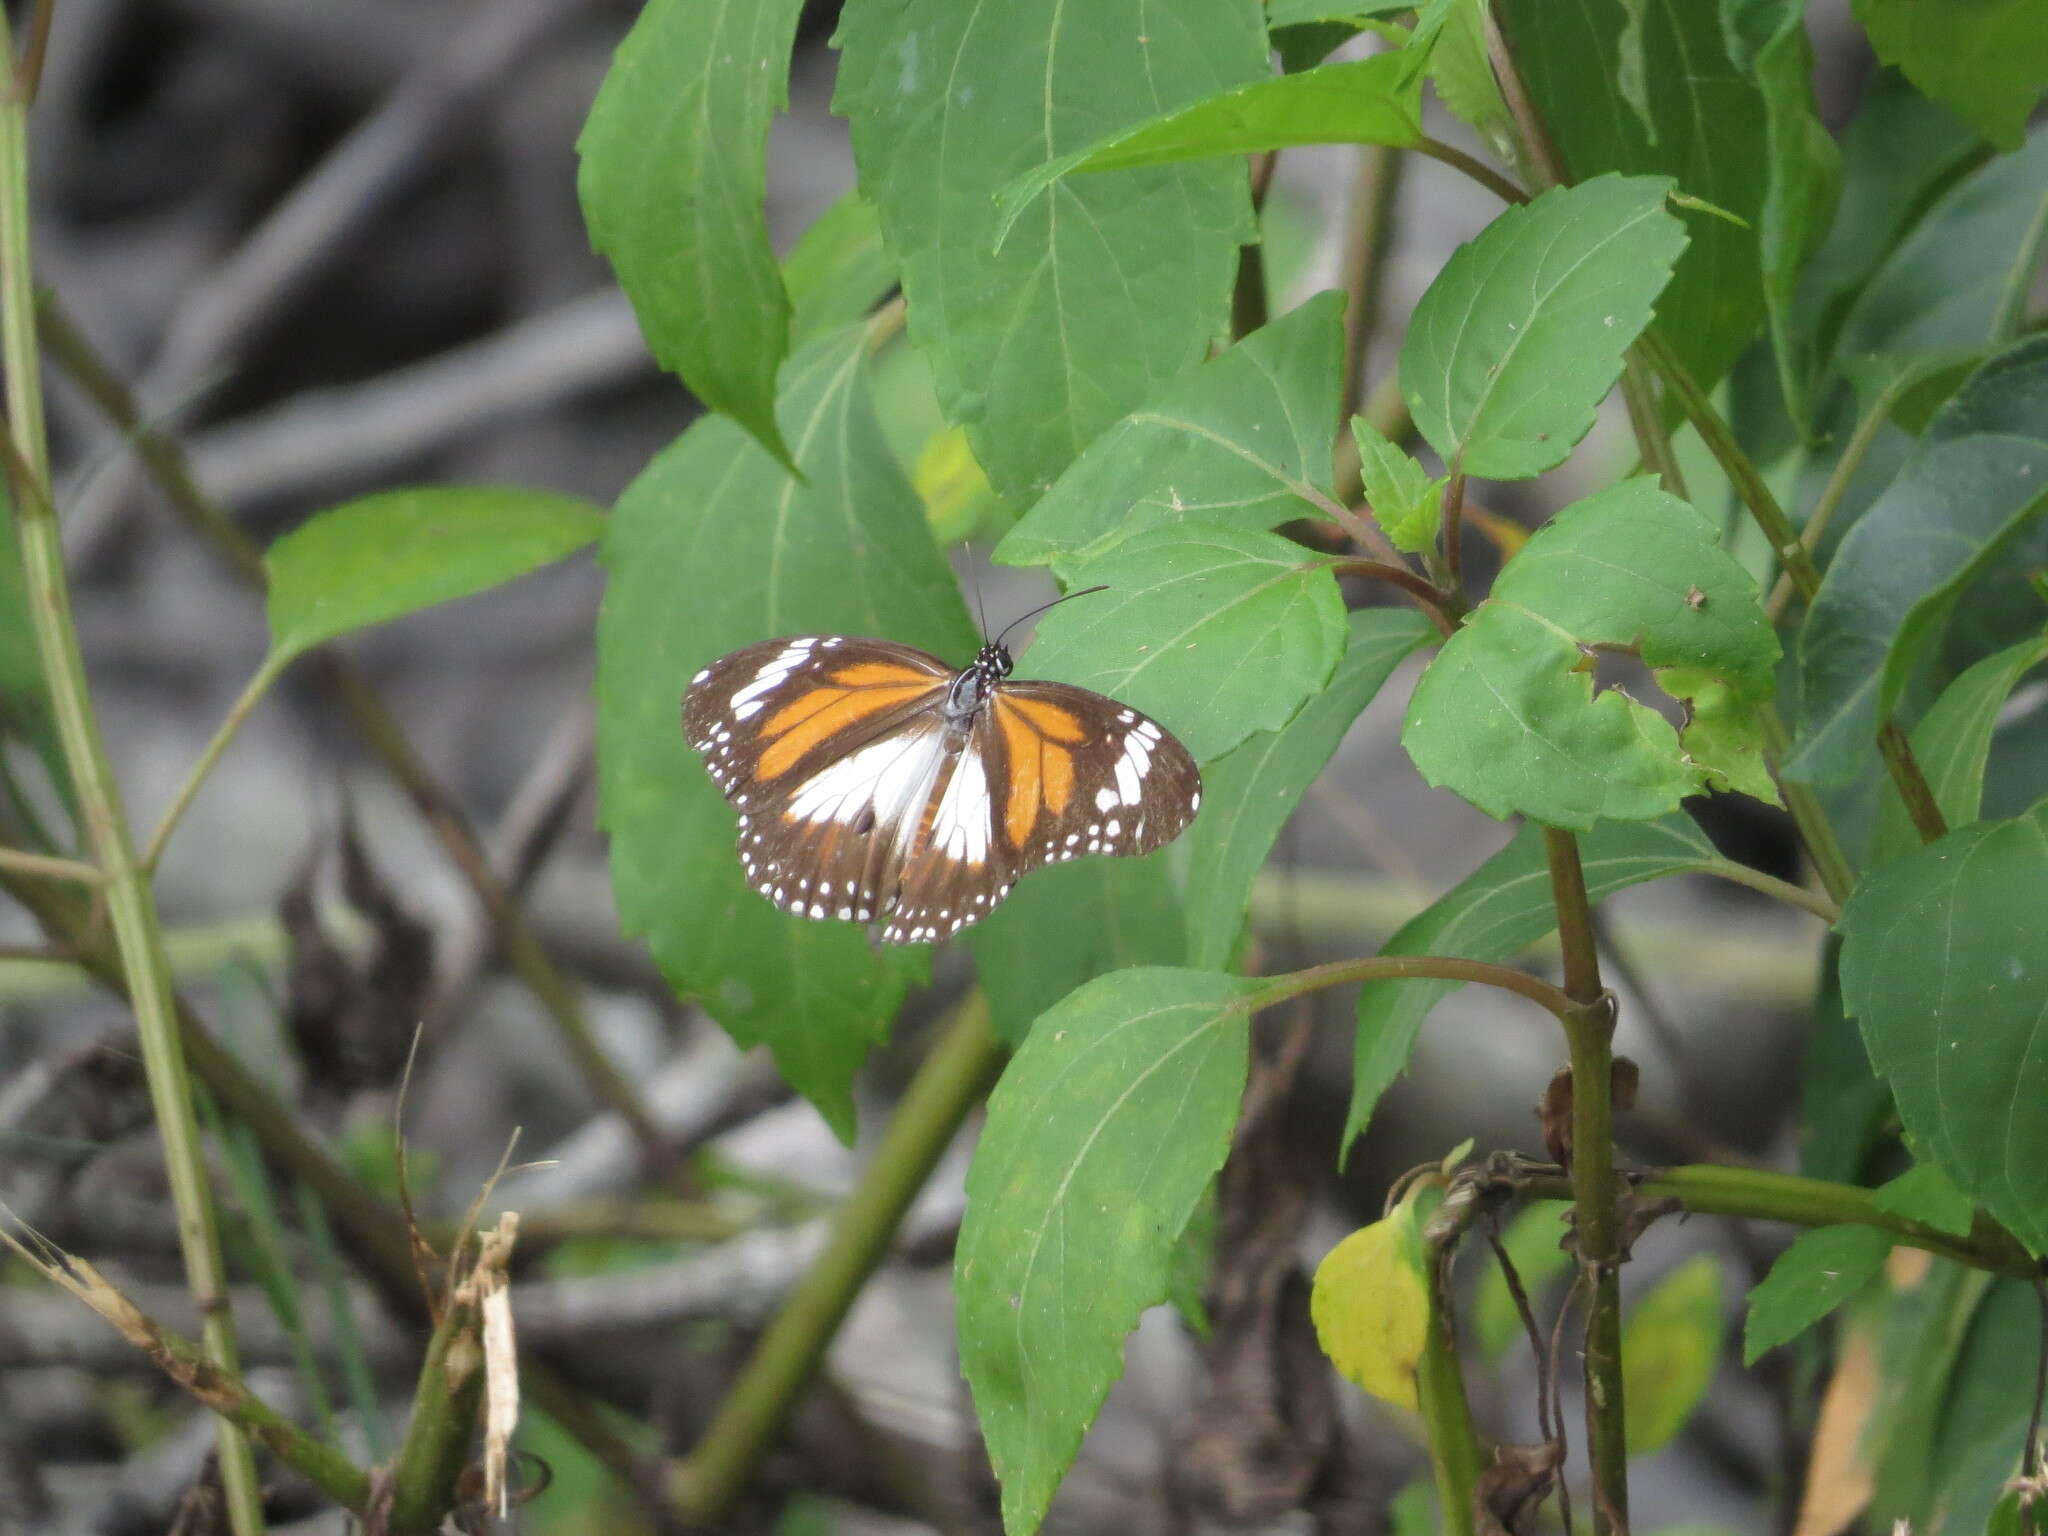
[1475,1200,1571,1359]
[1852,0,2048,151]
[784,192,897,344]
[1872,1161,1976,1238]
[1401,176,1689,480]
[957,967,1260,1534]
[596,328,973,1140]
[1921,1279,2042,1535]
[834,0,1267,503]
[1840,798,2048,1255]
[1790,339,2048,787]
[1868,1259,1996,1521]
[1352,417,1442,555]
[1800,937,1891,1184]
[1724,0,1842,436]
[1183,609,1433,968]
[577,0,802,468]
[994,295,1347,571]
[971,854,1186,1048]
[1021,523,1349,763]
[1498,0,1767,389]
[993,54,1422,247]
[1872,633,2048,867]
[1344,815,1724,1154]
[1403,479,1780,829]
[1833,131,2048,378]
[1742,1224,1888,1363]
[265,488,605,660]
[1622,1254,1723,1454]
[1311,1193,1431,1411]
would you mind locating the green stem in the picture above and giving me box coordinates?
[386,1294,486,1534]
[1758,704,1856,905]
[0,32,264,1532]
[1695,858,1839,923]
[0,844,99,882]
[1340,141,1406,424]
[142,650,291,872]
[670,994,1007,1523]
[1542,827,1629,1535]
[1414,134,1529,206]
[1251,950,1578,1023]
[1762,375,1905,624]
[1620,350,1685,497]
[1878,717,1949,844]
[1419,1284,1483,1535]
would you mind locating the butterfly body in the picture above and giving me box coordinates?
[684,633,1200,944]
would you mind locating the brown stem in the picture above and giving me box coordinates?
[1441,468,1468,595]
[1878,718,1949,843]
[1326,557,1458,636]
[1414,135,1530,206]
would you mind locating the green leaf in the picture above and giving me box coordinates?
[1020,523,1349,763]
[1402,479,1780,829]
[1410,0,1511,152]
[577,0,803,468]
[992,54,1423,248]
[1872,1161,1977,1238]
[1724,0,1842,436]
[1352,416,1443,555]
[1790,339,2048,787]
[1498,0,1768,389]
[1622,1254,1724,1454]
[265,488,604,660]
[1183,609,1433,968]
[1475,1200,1571,1359]
[994,294,1347,571]
[971,854,1186,1048]
[1852,0,2048,151]
[834,0,1267,503]
[1742,1224,1888,1364]
[595,328,974,1140]
[1841,798,2048,1255]
[1922,1279,2042,1536]
[1344,815,1722,1153]
[1401,175,1689,480]
[784,192,897,344]
[1872,632,2048,867]
[957,967,1259,1534]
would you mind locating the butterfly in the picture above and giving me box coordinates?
[682,604,1201,945]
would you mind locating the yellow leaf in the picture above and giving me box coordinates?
[1311,1204,1430,1412]
[913,425,1001,544]
[1622,1253,1724,1454]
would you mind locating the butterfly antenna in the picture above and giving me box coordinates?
[992,584,1109,651]
[969,557,991,642]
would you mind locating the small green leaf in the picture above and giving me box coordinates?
[1311,1193,1432,1411]
[1475,1200,1571,1359]
[995,295,1347,571]
[596,328,973,1140]
[1021,523,1348,763]
[1852,0,2048,151]
[1873,1162,1977,1238]
[1841,800,2048,1256]
[971,854,1186,1047]
[1183,609,1433,968]
[1402,479,1780,829]
[1791,339,2048,787]
[1742,1224,1889,1364]
[993,54,1423,248]
[1410,0,1511,152]
[1345,815,1723,1154]
[784,192,897,344]
[1872,632,2048,867]
[577,0,803,468]
[1352,416,1442,555]
[834,0,1267,503]
[265,488,604,660]
[1622,1254,1724,1454]
[1401,175,1689,480]
[957,967,1259,1535]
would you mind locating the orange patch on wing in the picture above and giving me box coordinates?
[757,685,927,779]
[831,661,940,688]
[1002,696,1086,742]
[997,705,1044,847]
[1040,740,1075,817]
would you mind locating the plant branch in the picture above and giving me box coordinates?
[0,36,265,1529]
[1414,135,1530,206]
[1763,375,1904,624]
[1252,950,1579,1023]
[1619,350,1685,496]
[1758,705,1856,905]
[1877,717,1949,843]
[670,993,1007,1524]
[1326,557,1458,636]
[142,650,291,873]
[1340,142,1406,423]
[0,845,99,883]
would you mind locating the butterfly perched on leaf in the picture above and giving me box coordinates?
[683,608,1200,945]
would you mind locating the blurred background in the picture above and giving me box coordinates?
[0,1,1891,1530]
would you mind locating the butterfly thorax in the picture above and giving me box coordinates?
[943,641,1014,725]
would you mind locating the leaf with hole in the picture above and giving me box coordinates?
[1020,522,1348,764]
[957,967,1259,1534]
[1401,175,1688,480]
[577,0,804,468]
[265,488,604,661]
[1403,479,1780,829]
[995,294,1347,571]
[595,328,973,1140]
